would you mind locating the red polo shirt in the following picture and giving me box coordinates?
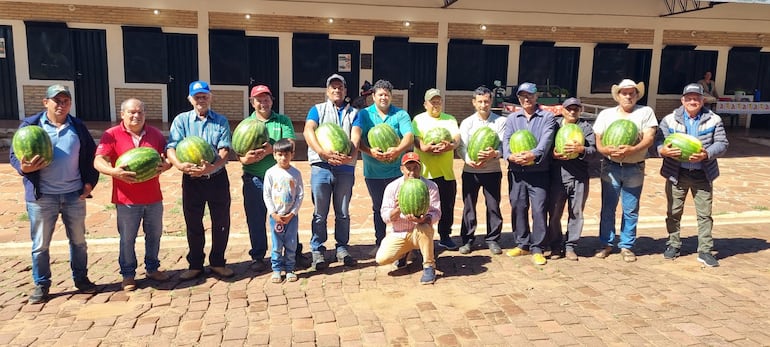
[96,124,166,204]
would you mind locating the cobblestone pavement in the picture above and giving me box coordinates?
[0,134,769,346]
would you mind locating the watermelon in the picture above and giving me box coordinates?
[315,123,351,155]
[398,178,430,217]
[368,123,400,152]
[423,127,452,145]
[663,133,703,162]
[114,147,162,183]
[175,136,216,165]
[231,118,269,156]
[602,119,639,147]
[12,125,53,166]
[554,123,585,160]
[509,130,537,166]
[467,126,500,162]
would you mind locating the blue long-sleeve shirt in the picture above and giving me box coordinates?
[502,106,557,172]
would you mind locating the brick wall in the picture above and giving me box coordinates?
[114,88,163,121]
[22,85,47,116]
[284,92,325,123]
[663,30,768,47]
[448,23,654,44]
[0,1,196,27]
[209,13,438,38]
[655,99,681,118]
[444,95,475,122]
[212,90,245,121]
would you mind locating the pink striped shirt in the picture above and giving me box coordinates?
[381,176,441,233]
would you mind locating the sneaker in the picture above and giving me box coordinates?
[74,278,97,294]
[210,266,235,278]
[146,270,169,281]
[505,247,530,257]
[122,277,137,292]
[420,267,436,285]
[487,241,502,255]
[393,254,408,271]
[438,237,458,250]
[549,249,564,260]
[663,246,680,260]
[698,252,720,267]
[286,272,298,282]
[28,285,49,304]
[620,248,637,262]
[250,259,267,272]
[271,271,283,283]
[311,252,327,271]
[458,241,473,255]
[565,250,579,261]
[337,251,357,267]
[179,269,203,280]
[532,253,547,265]
[595,246,612,259]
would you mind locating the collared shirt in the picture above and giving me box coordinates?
[457,112,507,174]
[38,114,82,194]
[412,111,459,180]
[358,104,413,179]
[502,106,557,172]
[96,123,167,204]
[167,109,232,173]
[242,111,296,177]
[380,176,441,235]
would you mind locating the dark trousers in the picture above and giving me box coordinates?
[366,177,399,246]
[547,176,589,252]
[242,173,268,260]
[430,176,456,238]
[182,170,231,269]
[508,171,549,253]
[460,171,503,244]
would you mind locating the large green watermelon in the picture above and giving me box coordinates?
[12,125,53,166]
[423,127,452,145]
[602,119,639,147]
[175,136,216,165]
[467,126,500,162]
[115,147,162,183]
[509,129,537,166]
[231,118,269,156]
[315,123,351,155]
[398,178,430,217]
[368,123,400,152]
[554,123,585,160]
[663,133,703,162]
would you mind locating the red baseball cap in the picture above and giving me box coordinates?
[401,152,421,165]
[250,85,272,98]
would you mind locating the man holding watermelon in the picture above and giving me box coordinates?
[10,84,100,304]
[94,98,172,291]
[237,85,298,273]
[593,79,658,262]
[167,80,235,280]
[655,83,729,267]
[303,74,362,270]
[412,88,461,251]
[502,82,558,266]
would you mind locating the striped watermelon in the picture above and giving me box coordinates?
[175,136,216,165]
[554,123,585,160]
[368,123,400,152]
[663,133,703,162]
[423,127,452,145]
[316,123,351,155]
[231,118,269,156]
[12,125,53,166]
[398,178,430,217]
[114,147,162,183]
[509,129,537,166]
[602,119,639,147]
[467,126,500,162]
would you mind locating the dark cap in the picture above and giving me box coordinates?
[682,83,704,96]
[516,82,537,95]
[46,84,71,99]
[562,97,582,108]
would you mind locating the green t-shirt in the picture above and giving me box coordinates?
[241,111,296,177]
[412,111,459,180]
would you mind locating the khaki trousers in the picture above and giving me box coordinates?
[376,223,435,268]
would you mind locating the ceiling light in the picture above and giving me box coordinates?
[480,25,487,30]
[328,18,334,24]
[404,21,411,27]
[153,9,160,15]
[245,14,251,19]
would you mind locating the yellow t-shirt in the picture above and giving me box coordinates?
[412,112,460,180]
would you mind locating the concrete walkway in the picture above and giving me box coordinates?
[0,133,769,346]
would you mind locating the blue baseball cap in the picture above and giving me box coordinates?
[188,80,211,96]
[45,84,71,99]
[517,82,537,95]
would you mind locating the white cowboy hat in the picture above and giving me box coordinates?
[611,79,645,102]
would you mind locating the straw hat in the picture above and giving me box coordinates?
[611,79,645,102]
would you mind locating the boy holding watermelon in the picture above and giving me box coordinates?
[655,83,729,267]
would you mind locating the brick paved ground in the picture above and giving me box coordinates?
[0,133,769,346]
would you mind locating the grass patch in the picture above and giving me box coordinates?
[104,203,116,211]
[18,213,29,222]
[753,206,768,211]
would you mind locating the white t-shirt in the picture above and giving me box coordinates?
[593,105,658,164]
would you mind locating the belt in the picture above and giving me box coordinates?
[606,159,644,166]
[188,168,225,180]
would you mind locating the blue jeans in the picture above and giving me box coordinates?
[599,161,645,250]
[117,202,163,278]
[243,173,268,260]
[310,164,355,253]
[365,177,399,246]
[27,191,89,288]
[269,215,298,272]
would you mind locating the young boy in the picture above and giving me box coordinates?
[263,138,305,283]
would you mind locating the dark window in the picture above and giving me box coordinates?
[209,29,248,85]
[518,42,579,99]
[372,36,411,89]
[446,40,508,90]
[248,36,280,111]
[725,47,761,95]
[591,44,652,97]
[292,33,331,87]
[25,21,73,80]
[658,46,717,95]
[123,26,168,83]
